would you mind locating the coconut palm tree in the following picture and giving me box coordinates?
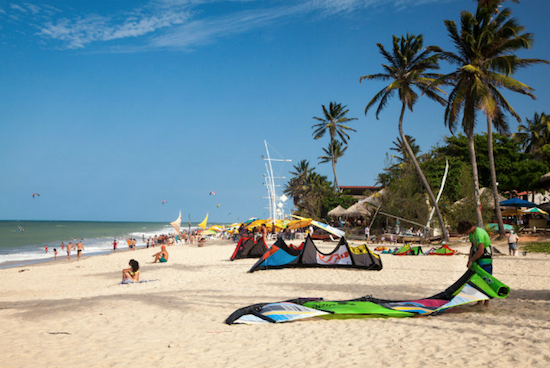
[514,112,549,156]
[360,33,449,242]
[390,135,420,166]
[318,140,347,166]
[433,3,548,234]
[285,159,313,206]
[476,0,518,12]
[312,102,357,192]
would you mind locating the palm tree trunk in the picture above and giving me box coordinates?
[466,129,484,227]
[330,138,340,192]
[487,116,505,238]
[398,103,449,242]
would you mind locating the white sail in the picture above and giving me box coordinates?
[170,211,182,233]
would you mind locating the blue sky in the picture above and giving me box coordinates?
[1,0,549,223]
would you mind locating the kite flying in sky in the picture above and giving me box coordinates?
[32,193,40,198]
[162,200,167,204]
[209,191,216,196]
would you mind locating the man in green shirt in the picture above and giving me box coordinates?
[457,220,493,307]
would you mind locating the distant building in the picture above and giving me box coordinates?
[505,190,550,205]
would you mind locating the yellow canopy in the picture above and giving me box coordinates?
[286,218,313,230]
[265,220,288,233]
[245,219,270,230]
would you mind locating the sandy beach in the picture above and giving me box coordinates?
[1,238,549,368]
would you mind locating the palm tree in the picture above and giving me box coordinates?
[312,102,357,192]
[514,112,549,156]
[390,135,420,166]
[434,3,548,235]
[285,160,313,206]
[284,161,333,218]
[476,0,518,12]
[318,140,347,166]
[360,34,449,242]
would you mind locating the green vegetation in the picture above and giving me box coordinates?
[523,242,550,254]
[360,33,448,241]
[284,0,549,234]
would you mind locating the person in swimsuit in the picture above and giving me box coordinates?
[153,246,169,263]
[122,259,140,283]
[66,242,72,260]
[457,220,493,307]
[76,241,84,261]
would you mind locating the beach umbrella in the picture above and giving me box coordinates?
[328,205,347,217]
[200,229,217,236]
[286,218,313,230]
[245,219,270,230]
[265,220,288,233]
[344,202,371,218]
[499,197,537,208]
[522,207,548,215]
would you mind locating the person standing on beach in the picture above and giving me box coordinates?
[66,242,72,260]
[54,248,57,260]
[61,242,65,251]
[261,223,268,239]
[507,230,519,256]
[113,239,117,251]
[76,241,84,261]
[364,226,370,242]
[457,220,493,307]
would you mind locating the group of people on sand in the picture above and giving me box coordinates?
[49,241,85,261]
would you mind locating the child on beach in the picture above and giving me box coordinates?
[122,259,140,284]
[53,248,57,260]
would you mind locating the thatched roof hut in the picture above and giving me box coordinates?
[541,172,550,184]
[344,202,371,217]
[327,205,347,217]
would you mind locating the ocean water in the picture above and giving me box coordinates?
[0,220,197,268]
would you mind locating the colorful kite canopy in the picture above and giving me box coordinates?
[230,237,269,260]
[427,244,457,256]
[394,244,424,255]
[32,193,40,198]
[248,235,382,273]
[225,263,510,324]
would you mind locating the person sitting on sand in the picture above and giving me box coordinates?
[122,259,140,283]
[153,245,169,263]
[199,237,206,247]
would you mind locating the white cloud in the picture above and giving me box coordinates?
[29,0,456,51]
[10,3,27,12]
[149,4,306,50]
[38,9,191,49]
[24,3,41,15]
